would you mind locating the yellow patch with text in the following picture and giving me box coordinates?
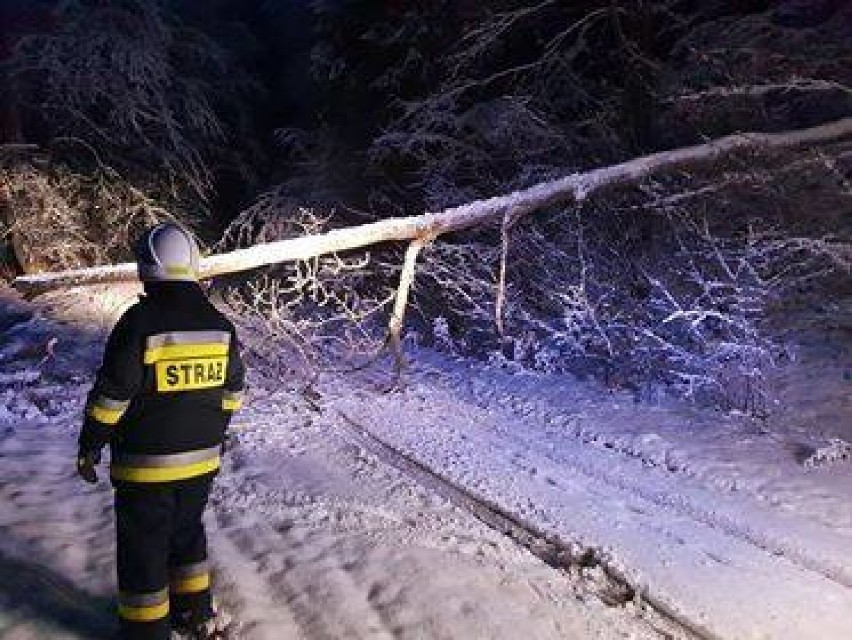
[155,357,228,392]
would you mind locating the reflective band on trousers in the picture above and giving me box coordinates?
[170,561,211,594]
[171,573,210,594]
[111,446,221,483]
[222,390,243,411]
[87,395,130,425]
[118,588,169,622]
[143,330,231,364]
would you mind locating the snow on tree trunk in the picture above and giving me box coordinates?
[388,237,428,375]
[13,117,852,297]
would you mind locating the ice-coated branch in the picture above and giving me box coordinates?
[14,116,852,295]
[669,79,852,103]
[388,237,429,377]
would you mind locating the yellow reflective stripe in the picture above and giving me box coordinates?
[222,391,242,411]
[87,396,130,425]
[165,265,196,278]
[118,587,169,621]
[88,404,124,425]
[143,343,229,364]
[118,588,170,623]
[222,398,242,411]
[118,600,170,622]
[170,572,210,594]
[111,457,220,483]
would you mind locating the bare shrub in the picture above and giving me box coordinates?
[1,0,259,275]
[257,2,849,409]
[411,145,851,414]
[1,144,175,273]
[216,193,395,382]
[414,239,500,342]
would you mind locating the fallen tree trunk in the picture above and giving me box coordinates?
[14,116,852,295]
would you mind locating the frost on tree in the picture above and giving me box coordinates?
[13,117,852,388]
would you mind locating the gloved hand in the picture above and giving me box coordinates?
[76,449,101,484]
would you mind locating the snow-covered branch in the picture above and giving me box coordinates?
[669,79,852,103]
[15,117,852,295]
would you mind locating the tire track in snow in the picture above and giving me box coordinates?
[207,509,306,640]
[321,372,852,639]
[322,402,712,640]
[219,401,668,640]
[436,371,852,593]
[511,424,852,589]
[210,441,399,640]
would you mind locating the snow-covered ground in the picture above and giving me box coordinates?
[1,284,851,639]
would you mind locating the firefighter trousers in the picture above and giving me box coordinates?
[114,475,214,640]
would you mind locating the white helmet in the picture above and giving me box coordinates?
[134,223,200,282]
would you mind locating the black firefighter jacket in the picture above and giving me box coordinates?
[79,282,245,485]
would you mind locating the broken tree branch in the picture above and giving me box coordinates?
[13,117,852,295]
[388,237,429,378]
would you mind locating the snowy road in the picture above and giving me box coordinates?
[0,383,661,640]
[0,288,660,639]
[324,352,852,640]
[1,286,851,639]
[210,394,663,639]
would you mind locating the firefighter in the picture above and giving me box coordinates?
[76,223,245,640]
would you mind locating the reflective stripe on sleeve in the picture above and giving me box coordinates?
[87,395,130,426]
[118,588,169,622]
[222,390,243,411]
[110,446,221,483]
[143,331,231,364]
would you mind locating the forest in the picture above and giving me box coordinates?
[2,0,851,412]
[2,3,852,639]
